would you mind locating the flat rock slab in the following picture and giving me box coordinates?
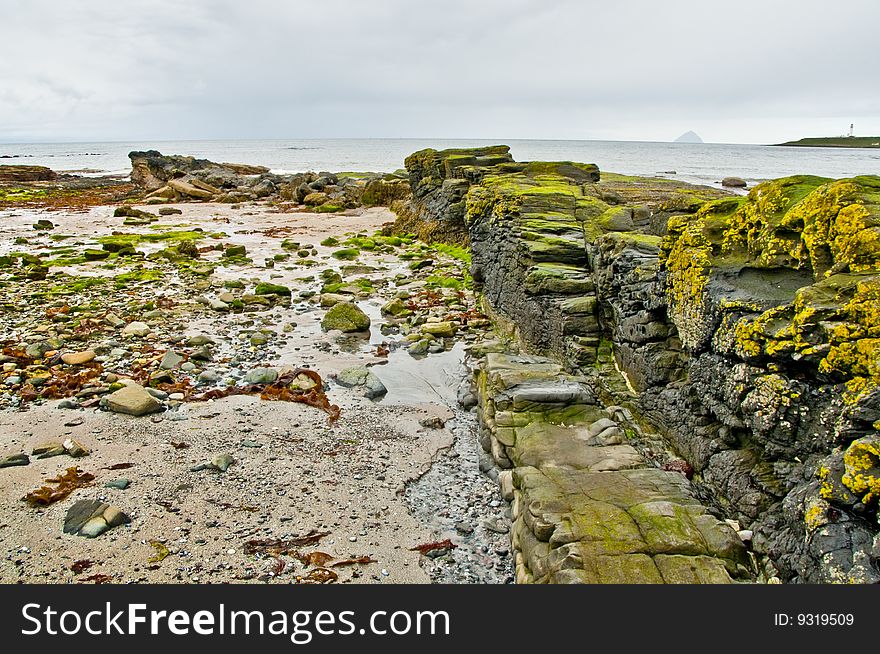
[513,423,642,471]
[0,453,29,468]
[508,381,593,409]
[512,465,747,583]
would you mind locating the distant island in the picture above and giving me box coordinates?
[674,130,703,143]
[775,136,880,148]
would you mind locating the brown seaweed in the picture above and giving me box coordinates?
[23,466,95,506]
[190,369,340,423]
[331,556,377,567]
[70,559,94,574]
[410,539,456,555]
[243,530,331,556]
[299,568,337,584]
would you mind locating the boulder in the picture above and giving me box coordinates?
[321,302,371,332]
[84,249,110,261]
[254,282,291,297]
[381,297,410,316]
[335,366,387,399]
[113,206,158,221]
[223,244,247,258]
[103,383,162,416]
[252,178,276,198]
[319,293,350,308]
[721,176,747,188]
[303,192,329,206]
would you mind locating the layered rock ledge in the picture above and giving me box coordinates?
[477,352,749,583]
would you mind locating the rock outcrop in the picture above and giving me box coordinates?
[394,145,598,243]
[128,151,411,209]
[129,150,269,191]
[404,145,880,583]
[0,165,57,182]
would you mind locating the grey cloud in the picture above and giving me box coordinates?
[1,0,878,143]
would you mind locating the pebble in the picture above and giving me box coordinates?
[60,350,96,365]
[191,453,236,473]
[122,321,151,337]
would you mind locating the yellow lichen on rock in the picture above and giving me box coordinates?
[818,276,880,402]
[660,202,726,350]
[841,436,880,505]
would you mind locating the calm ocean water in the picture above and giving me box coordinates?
[1,138,878,187]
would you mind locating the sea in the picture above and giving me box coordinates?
[1,138,878,188]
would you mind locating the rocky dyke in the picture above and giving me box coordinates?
[399,145,880,583]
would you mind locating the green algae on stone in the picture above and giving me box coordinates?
[97,230,205,249]
[332,248,359,261]
[254,282,291,297]
[114,269,163,287]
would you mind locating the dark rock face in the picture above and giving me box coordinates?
[410,145,880,583]
[0,165,56,182]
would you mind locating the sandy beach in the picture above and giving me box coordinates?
[0,199,512,584]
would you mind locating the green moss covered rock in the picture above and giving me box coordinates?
[254,282,291,297]
[321,302,371,332]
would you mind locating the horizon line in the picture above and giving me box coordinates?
[0,135,773,147]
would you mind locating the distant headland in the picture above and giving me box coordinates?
[774,136,880,148]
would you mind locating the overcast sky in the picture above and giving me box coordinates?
[2,0,879,144]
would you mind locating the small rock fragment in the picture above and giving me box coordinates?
[0,453,29,468]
